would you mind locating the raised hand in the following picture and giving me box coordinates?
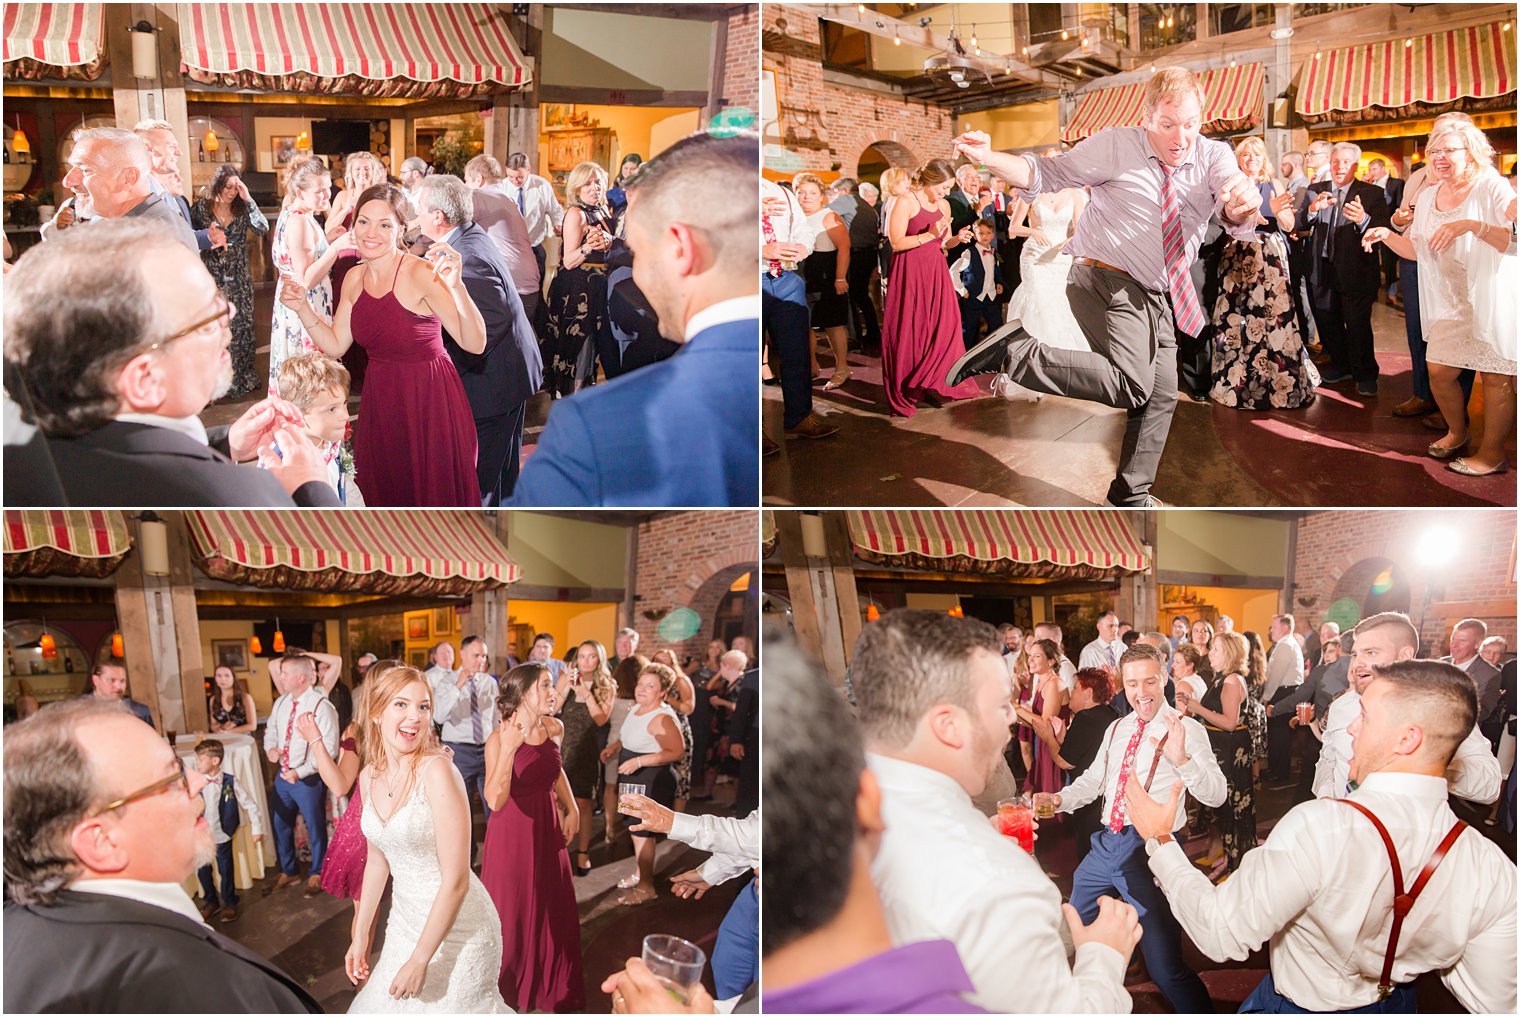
[277,271,309,310]
[294,712,320,744]
[1124,776,1184,842]
[1342,195,1366,224]
[761,195,790,218]
[953,130,993,165]
[1268,189,1295,216]
[1362,226,1391,253]
[261,425,328,495]
[227,396,306,463]
[620,793,674,834]
[1152,711,1189,766]
[498,711,527,752]
[426,242,464,289]
[602,957,717,1015]
[1219,173,1261,224]
[234,178,252,204]
[1308,190,1336,216]
[208,223,228,250]
[1391,204,1415,229]
[1063,895,1143,962]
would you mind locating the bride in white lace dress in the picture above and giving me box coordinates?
[994,186,1092,401]
[347,666,512,1013]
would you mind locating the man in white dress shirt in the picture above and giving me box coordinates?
[1079,611,1126,672]
[496,152,565,282]
[1127,659,1516,1014]
[464,154,544,322]
[1054,643,1226,1014]
[856,609,1139,1013]
[1314,612,1500,804]
[761,176,836,446]
[1262,613,1305,785]
[261,654,340,898]
[430,635,498,820]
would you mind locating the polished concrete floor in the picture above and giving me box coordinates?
[764,301,1516,508]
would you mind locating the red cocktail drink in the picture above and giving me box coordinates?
[996,798,1034,853]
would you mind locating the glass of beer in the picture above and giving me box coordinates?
[641,933,705,1004]
[1032,792,1058,820]
[1296,702,1314,724]
[616,782,646,816]
[995,796,1034,853]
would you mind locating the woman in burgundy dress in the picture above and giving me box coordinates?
[278,183,481,507]
[881,158,983,417]
[1016,639,1070,803]
[326,152,386,391]
[296,671,385,902]
[481,663,585,1013]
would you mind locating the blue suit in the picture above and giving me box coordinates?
[510,318,758,506]
[955,245,1003,348]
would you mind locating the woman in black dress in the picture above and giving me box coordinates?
[207,665,257,735]
[191,165,269,397]
[1024,667,1120,862]
[1179,634,1256,871]
[555,640,614,876]
[543,161,616,397]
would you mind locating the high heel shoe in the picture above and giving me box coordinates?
[1426,438,1470,460]
[573,852,592,877]
[823,370,852,391]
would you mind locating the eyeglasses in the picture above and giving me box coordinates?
[146,294,235,354]
[1427,147,1468,158]
[95,764,193,815]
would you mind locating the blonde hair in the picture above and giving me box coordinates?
[564,161,608,207]
[363,665,443,787]
[1141,67,1206,123]
[1234,136,1271,183]
[1211,631,1249,678]
[283,155,330,198]
[1427,120,1494,182]
[880,166,910,197]
[639,661,679,695]
[343,151,384,193]
[275,352,350,412]
[792,172,827,199]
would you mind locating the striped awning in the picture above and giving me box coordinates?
[189,511,520,596]
[177,3,530,98]
[3,509,132,579]
[848,511,1150,580]
[2,3,106,80]
[1063,63,1265,142]
[1297,22,1514,120]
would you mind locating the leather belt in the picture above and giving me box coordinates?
[1074,256,1133,280]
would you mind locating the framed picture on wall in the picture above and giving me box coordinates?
[405,612,430,641]
[543,103,574,128]
[407,649,428,670]
[270,135,298,167]
[431,606,453,638]
[211,639,250,672]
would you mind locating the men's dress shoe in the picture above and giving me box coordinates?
[303,875,323,899]
[1355,380,1378,397]
[198,901,219,921]
[762,435,780,458]
[1106,494,1166,508]
[1421,412,1447,432]
[1392,397,1436,417]
[1448,458,1508,477]
[265,872,301,896]
[948,320,1031,387]
[218,906,239,924]
[786,413,839,439]
[1318,368,1352,383]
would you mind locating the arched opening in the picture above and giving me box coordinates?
[689,563,758,658]
[1326,557,1412,633]
[855,140,918,186]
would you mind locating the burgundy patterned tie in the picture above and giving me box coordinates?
[1107,721,1148,832]
[1159,163,1205,337]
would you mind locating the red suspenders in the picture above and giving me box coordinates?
[1333,799,1469,1000]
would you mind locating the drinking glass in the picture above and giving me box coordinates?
[995,796,1034,852]
[1032,792,1058,820]
[642,933,705,1004]
[617,782,647,816]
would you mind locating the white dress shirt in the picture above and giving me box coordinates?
[1145,772,1516,1014]
[1056,655,1077,692]
[198,769,266,842]
[1059,704,1227,831]
[1263,638,1304,700]
[670,809,758,886]
[683,295,760,343]
[867,752,1132,1013]
[430,669,499,745]
[488,175,564,247]
[760,178,816,270]
[1078,637,1125,673]
[1314,689,1501,803]
[70,878,209,928]
[949,244,997,300]
[262,686,339,780]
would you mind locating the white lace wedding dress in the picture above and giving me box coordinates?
[994,191,1093,402]
[349,758,512,1014]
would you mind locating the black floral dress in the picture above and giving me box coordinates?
[1200,673,1257,871]
[542,204,615,397]
[190,197,270,397]
[1209,181,1318,410]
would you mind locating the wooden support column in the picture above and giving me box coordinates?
[164,511,207,732]
[776,512,859,687]
[824,513,862,666]
[338,617,354,685]
[1124,510,1159,632]
[623,525,640,633]
[111,542,162,730]
[507,5,544,165]
[1281,516,1300,619]
[776,512,826,678]
[701,12,729,127]
[470,588,514,678]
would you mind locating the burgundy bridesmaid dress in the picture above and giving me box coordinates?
[347,257,479,506]
[881,204,983,417]
[479,737,586,1013]
[319,737,367,900]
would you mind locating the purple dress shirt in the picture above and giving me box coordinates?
[764,939,986,1014]
[1017,126,1257,293]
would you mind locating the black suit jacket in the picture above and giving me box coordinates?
[728,669,758,746]
[944,188,977,261]
[1293,178,1389,297]
[440,221,543,418]
[1381,177,1406,213]
[4,891,322,1013]
[27,420,339,507]
[170,192,214,252]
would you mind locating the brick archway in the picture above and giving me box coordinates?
[852,138,919,180]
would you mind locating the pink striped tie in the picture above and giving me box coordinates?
[1159,164,1205,337]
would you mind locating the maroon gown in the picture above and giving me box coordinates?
[347,257,479,506]
[881,204,982,417]
[1022,685,1071,807]
[320,737,367,900]
[480,737,585,1013]
[330,208,368,391]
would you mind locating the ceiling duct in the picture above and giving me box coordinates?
[923,30,991,87]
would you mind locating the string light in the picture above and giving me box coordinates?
[893,28,901,45]
[970,25,977,48]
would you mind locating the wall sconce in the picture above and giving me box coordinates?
[128,20,158,80]
[139,513,169,576]
[799,513,828,558]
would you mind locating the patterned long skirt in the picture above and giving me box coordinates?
[1209,232,1319,410]
[1204,726,1257,871]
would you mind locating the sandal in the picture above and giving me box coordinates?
[617,887,656,906]
[616,872,641,889]
[1448,458,1508,477]
[823,370,852,391]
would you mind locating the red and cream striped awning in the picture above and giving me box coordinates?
[1297,21,1514,122]
[1063,63,1265,143]
[847,511,1150,581]
[2,3,106,80]
[177,3,530,99]
[189,511,520,596]
[3,509,132,579]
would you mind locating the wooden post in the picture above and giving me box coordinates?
[776,513,828,680]
[164,511,207,732]
[111,542,161,730]
[470,588,514,678]
[824,512,862,666]
[508,5,544,164]
[338,617,353,685]
[702,11,729,127]
[1282,516,1300,618]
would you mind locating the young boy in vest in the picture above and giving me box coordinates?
[950,218,1004,349]
[194,739,266,923]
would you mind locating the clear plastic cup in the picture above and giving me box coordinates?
[617,782,646,816]
[642,933,705,1004]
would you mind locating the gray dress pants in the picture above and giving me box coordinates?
[1004,262,1178,505]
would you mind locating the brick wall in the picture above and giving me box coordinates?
[763,6,954,179]
[722,5,760,115]
[633,512,758,661]
[1293,511,1516,656]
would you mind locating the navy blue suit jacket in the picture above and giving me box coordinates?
[510,317,757,506]
[171,192,214,252]
[440,220,543,417]
[957,246,1003,300]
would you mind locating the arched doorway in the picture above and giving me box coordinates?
[688,562,758,660]
[855,140,918,186]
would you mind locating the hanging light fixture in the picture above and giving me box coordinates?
[296,130,310,150]
[948,605,964,618]
[893,29,901,46]
[969,25,978,48]
[250,635,263,655]
[204,127,219,152]
[866,604,881,622]
[11,115,30,157]
[111,632,125,657]
[39,631,57,658]
[272,617,286,654]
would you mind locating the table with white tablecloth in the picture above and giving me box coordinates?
[174,732,274,896]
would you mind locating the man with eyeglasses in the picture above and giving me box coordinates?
[3,698,321,1012]
[63,126,198,252]
[3,217,341,507]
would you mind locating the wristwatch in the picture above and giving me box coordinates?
[1144,832,1175,855]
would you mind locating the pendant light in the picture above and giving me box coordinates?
[11,116,30,157]
[250,635,263,655]
[272,618,286,654]
[39,619,57,660]
[204,127,219,153]
[111,633,125,657]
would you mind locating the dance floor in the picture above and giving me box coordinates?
[764,302,1516,508]
[217,782,746,1013]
